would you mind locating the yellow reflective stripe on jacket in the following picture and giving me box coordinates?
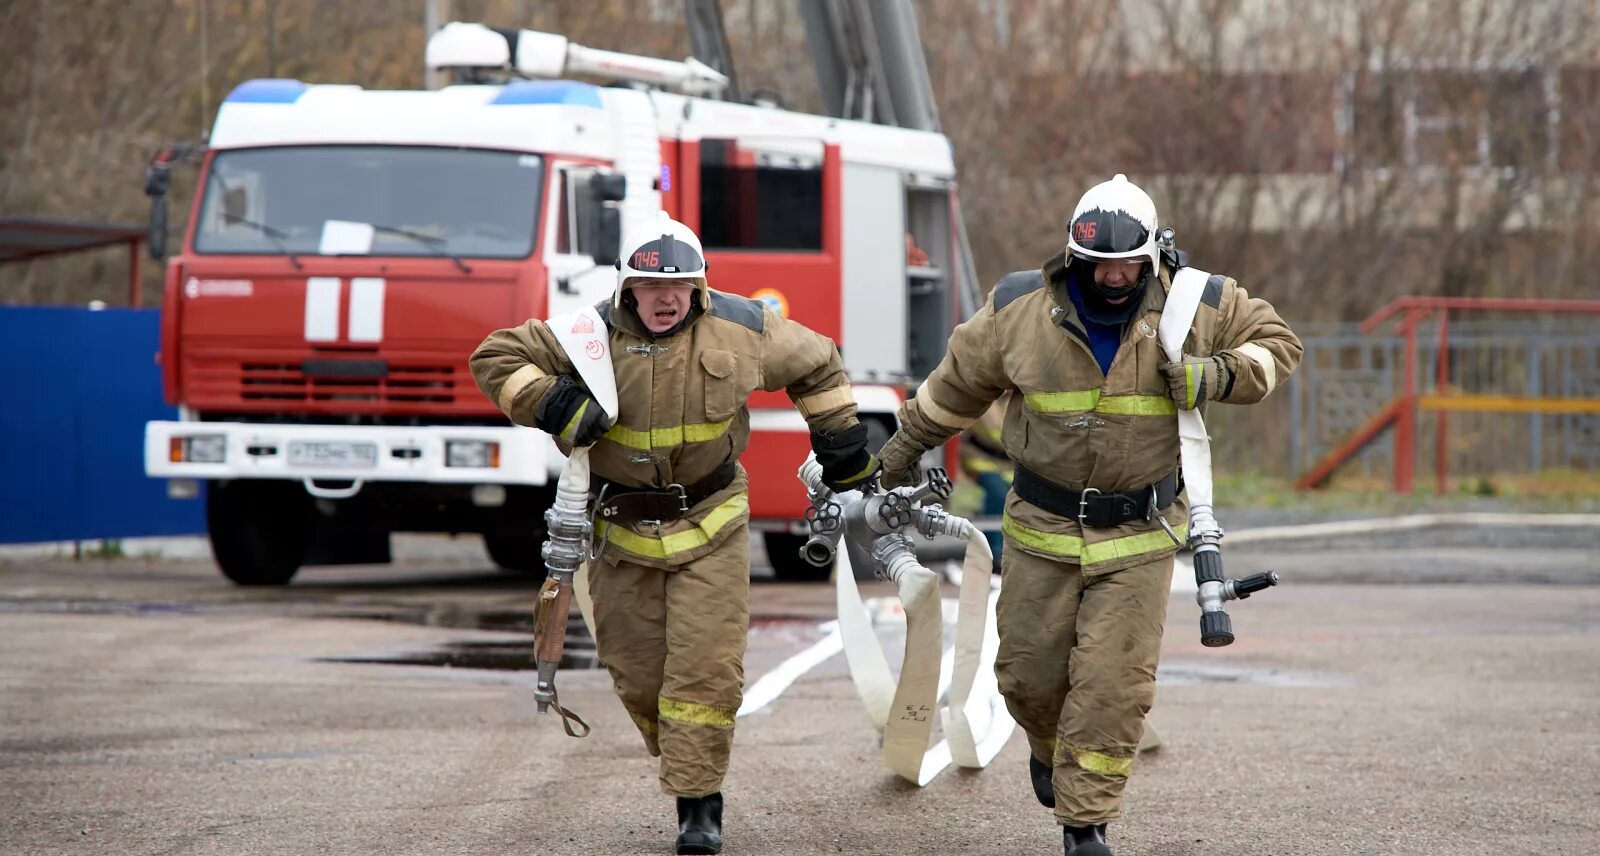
[659,696,736,728]
[1024,390,1100,413]
[595,492,748,559]
[604,418,734,451]
[1055,744,1134,778]
[1001,512,1187,565]
[1023,390,1176,416]
[1095,395,1177,416]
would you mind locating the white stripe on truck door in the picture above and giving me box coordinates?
[304,277,341,342]
[347,277,386,342]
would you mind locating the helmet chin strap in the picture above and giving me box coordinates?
[1071,258,1148,325]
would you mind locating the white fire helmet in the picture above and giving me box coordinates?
[615,212,710,311]
[1065,173,1160,271]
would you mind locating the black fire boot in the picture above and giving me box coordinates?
[1063,823,1113,856]
[675,792,723,855]
[1029,755,1056,808]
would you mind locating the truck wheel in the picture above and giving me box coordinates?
[207,481,311,586]
[484,531,545,575]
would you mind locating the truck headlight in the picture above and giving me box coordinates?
[169,434,227,464]
[446,440,499,468]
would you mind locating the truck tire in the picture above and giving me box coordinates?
[207,480,311,586]
[484,531,545,575]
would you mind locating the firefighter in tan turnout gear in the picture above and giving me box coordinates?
[470,215,878,855]
[876,175,1302,856]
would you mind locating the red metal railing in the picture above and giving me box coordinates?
[1297,296,1600,493]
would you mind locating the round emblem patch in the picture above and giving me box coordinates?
[751,287,789,319]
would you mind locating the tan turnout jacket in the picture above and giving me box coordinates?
[896,251,1302,574]
[470,290,859,568]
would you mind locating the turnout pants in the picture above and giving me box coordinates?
[994,544,1174,825]
[587,522,751,797]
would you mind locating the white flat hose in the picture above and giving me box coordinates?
[565,448,598,638]
[835,516,1015,786]
[543,306,616,648]
[1159,269,1216,526]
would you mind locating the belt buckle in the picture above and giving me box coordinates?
[1078,487,1101,527]
[666,483,688,516]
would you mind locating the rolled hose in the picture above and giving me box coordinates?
[801,453,1015,784]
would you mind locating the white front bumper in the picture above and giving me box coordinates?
[144,420,558,485]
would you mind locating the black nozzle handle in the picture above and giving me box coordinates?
[1192,548,1224,584]
[1200,610,1234,647]
[1229,571,1279,600]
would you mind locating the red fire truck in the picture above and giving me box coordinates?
[144,19,977,584]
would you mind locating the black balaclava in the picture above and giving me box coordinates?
[1068,256,1149,326]
[622,285,704,340]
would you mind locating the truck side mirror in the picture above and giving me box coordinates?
[591,208,621,267]
[145,163,172,261]
[591,173,627,202]
[586,173,626,266]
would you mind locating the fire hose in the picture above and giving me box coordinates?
[796,455,1015,786]
[1161,261,1281,646]
[529,306,616,737]
[531,446,594,737]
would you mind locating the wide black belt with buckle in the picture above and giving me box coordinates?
[1012,465,1180,529]
[591,461,738,525]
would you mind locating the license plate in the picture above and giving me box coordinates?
[288,440,378,469]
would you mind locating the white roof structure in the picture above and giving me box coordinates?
[208,79,617,159]
[209,78,957,178]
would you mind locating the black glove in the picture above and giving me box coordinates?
[535,376,613,447]
[812,423,880,492]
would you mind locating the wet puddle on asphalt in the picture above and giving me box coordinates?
[0,600,1350,686]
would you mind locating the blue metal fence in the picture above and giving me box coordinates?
[0,306,204,543]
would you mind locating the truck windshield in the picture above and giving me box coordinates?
[194,146,543,259]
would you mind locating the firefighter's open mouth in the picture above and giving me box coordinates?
[654,309,679,323]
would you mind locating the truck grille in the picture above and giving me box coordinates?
[239,361,456,403]
[184,350,492,414]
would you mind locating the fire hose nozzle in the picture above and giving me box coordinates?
[1225,571,1279,601]
[1199,611,1234,647]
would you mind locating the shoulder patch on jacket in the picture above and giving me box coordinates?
[1202,274,1226,309]
[708,291,765,332]
[993,270,1044,312]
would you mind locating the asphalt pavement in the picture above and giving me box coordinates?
[2,522,1597,856]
